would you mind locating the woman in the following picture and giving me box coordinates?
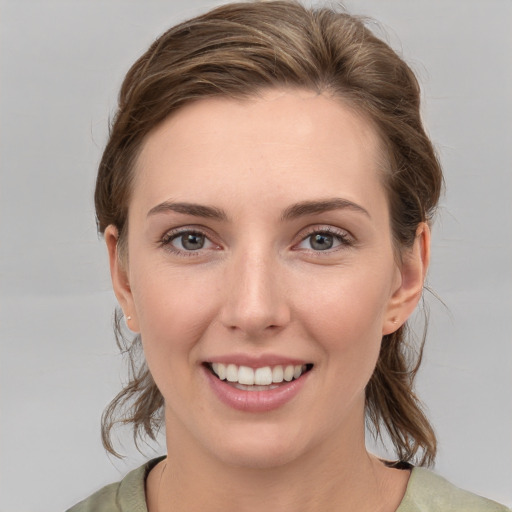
[68,1,510,511]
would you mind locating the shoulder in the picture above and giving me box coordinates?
[398,467,511,512]
[66,480,124,512]
[66,457,164,512]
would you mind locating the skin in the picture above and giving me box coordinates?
[106,89,430,512]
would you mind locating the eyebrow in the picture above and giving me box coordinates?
[281,198,370,221]
[147,201,228,221]
[147,197,370,222]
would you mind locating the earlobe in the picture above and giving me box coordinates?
[105,225,140,333]
[382,223,430,335]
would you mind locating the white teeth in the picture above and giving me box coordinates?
[283,365,295,382]
[272,365,284,383]
[226,364,238,382]
[210,362,309,386]
[238,365,255,385]
[254,367,273,385]
[216,363,226,380]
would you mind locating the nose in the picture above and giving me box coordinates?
[219,246,291,338]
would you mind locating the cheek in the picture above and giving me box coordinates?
[293,265,393,385]
[297,269,391,341]
[129,264,220,362]
[129,270,222,406]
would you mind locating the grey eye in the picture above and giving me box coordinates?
[177,232,206,250]
[309,233,334,251]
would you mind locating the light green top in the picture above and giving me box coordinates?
[67,458,510,512]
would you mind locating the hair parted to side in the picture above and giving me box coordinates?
[97,0,442,465]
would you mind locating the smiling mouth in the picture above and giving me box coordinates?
[205,362,314,391]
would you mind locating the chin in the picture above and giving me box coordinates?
[217,444,302,470]
[205,423,314,470]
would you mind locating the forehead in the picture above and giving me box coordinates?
[133,89,388,215]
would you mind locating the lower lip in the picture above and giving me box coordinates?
[204,366,310,412]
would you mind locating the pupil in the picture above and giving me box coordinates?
[311,233,333,250]
[182,233,204,250]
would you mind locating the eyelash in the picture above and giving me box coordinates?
[159,225,354,256]
[295,226,354,253]
[159,227,219,257]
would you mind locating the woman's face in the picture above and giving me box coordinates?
[107,89,427,468]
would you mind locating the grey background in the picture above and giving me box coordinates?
[1,1,511,510]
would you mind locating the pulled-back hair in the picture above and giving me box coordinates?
[97,0,442,465]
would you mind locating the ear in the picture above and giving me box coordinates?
[105,225,140,333]
[382,222,430,335]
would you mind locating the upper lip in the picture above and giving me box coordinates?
[205,354,310,368]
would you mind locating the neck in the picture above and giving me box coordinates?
[151,409,409,512]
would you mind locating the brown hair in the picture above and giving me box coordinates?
[97,0,442,465]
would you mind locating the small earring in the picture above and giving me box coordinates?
[126,315,132,321]
[392,318,398,325]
